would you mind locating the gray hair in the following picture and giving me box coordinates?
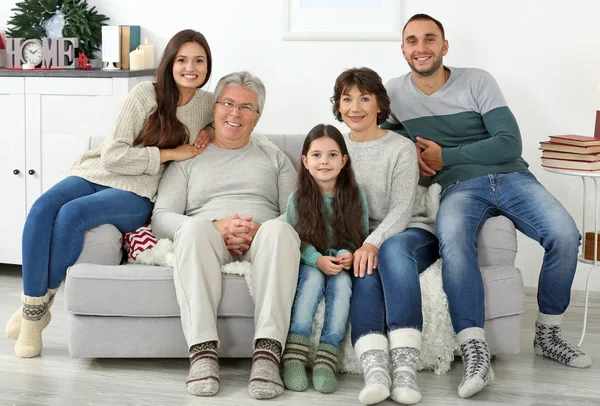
[214,71,266,115]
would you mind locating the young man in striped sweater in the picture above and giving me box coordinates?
[383,13,592,399]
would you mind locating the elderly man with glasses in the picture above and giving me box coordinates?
[152,71,299,400]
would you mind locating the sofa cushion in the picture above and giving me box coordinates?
[65,261,523,321]
[477,216,518,267]
[76,224,123,266]
[65,263,254,318]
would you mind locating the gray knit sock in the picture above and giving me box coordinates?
[457,328,494,399]
[186,341,219,396]
[248,338,284,399]
[534,313,592,368]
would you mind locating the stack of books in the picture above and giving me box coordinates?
[540,135,600,171]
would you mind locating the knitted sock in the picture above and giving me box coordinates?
[457,328,494,399]
[389,328,421,405]
[355,334,391,405]
[534,313,592,368]
[312,342,340,394]
[282,333,310,391]
[6,287,58,340]
[248,338,284,399]
[186,341,220,396]
[14,292,50,358]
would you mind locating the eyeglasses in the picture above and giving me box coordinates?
[216,101,259,115]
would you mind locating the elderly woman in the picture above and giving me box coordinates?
[152,71,300,400]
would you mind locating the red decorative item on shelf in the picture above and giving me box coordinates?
[0,33,5,50]
[77,52,92,70]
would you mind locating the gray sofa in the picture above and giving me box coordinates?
[64,134,524,358]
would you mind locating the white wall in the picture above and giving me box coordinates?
[3,0,600,291]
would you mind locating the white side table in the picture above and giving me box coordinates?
[543,167,600,347]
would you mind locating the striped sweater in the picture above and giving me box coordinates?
[384,67,529,189]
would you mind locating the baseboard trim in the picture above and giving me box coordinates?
[524,286,600,307]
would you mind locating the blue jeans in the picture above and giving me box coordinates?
[289,264,352,348]
[437,172,580,333]
[350,228,439,345]
[22,176,153,297]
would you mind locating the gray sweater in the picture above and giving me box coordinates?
[152,137,297,240]
[67,82,214,201]
[344,131,436,248]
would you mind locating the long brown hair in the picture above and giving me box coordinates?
[295,124,366,254]
[135,29,213,148]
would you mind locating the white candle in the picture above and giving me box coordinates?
[129,48,145,70]
[138,39,154,69]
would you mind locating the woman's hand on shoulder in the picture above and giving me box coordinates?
[317,256,343,276]
[160,144,204,163]
[336,252,353,270]
[353,243,379,278]
[194,125,214,149]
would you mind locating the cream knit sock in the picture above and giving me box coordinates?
[248,338,284,399]
[6,287,58,340]
[186,341,220,396]
[14,292,50,358]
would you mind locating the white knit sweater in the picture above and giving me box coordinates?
[67,82,214,201]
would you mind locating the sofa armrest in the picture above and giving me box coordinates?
[477,216,517,267]
[74,224,123,266]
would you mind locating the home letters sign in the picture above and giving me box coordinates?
[5,37,79,69]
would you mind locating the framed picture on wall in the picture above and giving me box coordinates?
[283,0,402,41]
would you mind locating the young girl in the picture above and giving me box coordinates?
[282,124,369,394]
[5,29,215,358]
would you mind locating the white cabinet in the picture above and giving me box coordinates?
[0,72,153,264]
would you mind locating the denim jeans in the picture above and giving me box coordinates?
[437,172,580,333]
[289,264,352,348]
[350,228,439,345]
[22,176,153,297]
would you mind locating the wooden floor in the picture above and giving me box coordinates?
[1,264,600,406]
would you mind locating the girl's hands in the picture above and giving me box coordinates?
[353,243,379,278]
[316,256,343,276]
[336,252,353,270]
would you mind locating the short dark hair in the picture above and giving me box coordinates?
[402,13,445,40]
[331,67,390,125]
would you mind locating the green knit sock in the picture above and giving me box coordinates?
[312,342,339,394]
[282,333,310,391]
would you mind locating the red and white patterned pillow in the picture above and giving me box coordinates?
[123,223,158,260]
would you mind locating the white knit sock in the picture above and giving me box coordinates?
[14,292,50,358]
[457,328,494,398]
[534,313,592,368]
[389,328,422,405]
[355,334,391,405]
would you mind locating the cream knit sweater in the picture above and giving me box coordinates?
[67,82,214,201]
